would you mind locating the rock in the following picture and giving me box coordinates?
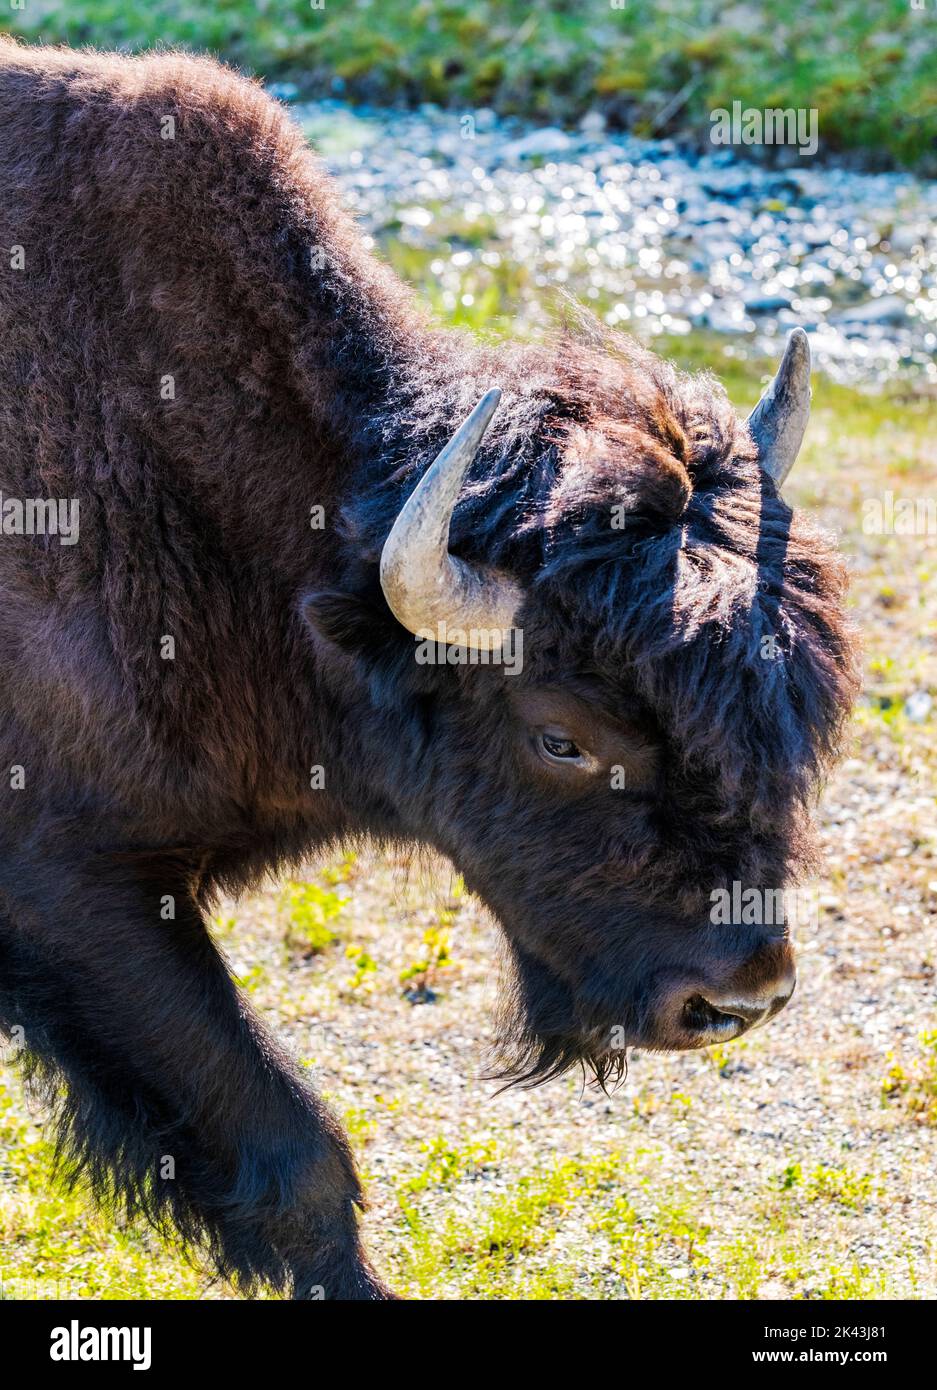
[778,308,821,331]
[295,94,937,385]
[698,237,741,262]
[831,294,909,327]
[888,225,925,254]
[579,110,606,138]
[743,290,794,313]
[803,222,838,248]
[501,127,573,160]
[766,174,805,200]
[904,691,933,723]
[800,261,835,285]
[473,107,498,132]
[705,303,756,334]
[700,169,759,200]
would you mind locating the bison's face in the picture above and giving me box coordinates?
[488,675,798,1054]
[407,654,805,1086]
[311,332,858,1085]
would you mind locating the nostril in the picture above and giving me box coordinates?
[700,980,795,1029]
[701,994,770,1025]
[682,993,748,1037]
[675,972,795,1047]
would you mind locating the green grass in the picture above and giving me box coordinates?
[882,1031,937,1126]
[389,1142,895,1300]
[0,1082,206,1299]
[0,1063,917,1299]
[2,0,935,170]
[280,879,347,954]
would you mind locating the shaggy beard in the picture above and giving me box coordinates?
[483,942,630,1093]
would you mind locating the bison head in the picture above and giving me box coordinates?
[306,329,858,1086]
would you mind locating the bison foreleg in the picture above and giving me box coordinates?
[0,851,391,1300]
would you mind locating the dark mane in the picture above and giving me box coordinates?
[344,329,860,853]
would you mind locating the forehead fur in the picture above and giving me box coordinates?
[348,328,859,825]
[522,339,860,821]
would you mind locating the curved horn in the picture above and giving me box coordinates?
[747,328,811,486]
[379,389,523,652]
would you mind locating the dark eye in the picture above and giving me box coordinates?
[539,731,583,762]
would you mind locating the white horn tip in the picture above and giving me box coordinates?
[747,328,812,487]
[476,387,502,424]
[785,326,811,372]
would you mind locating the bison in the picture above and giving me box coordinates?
[0,38,859,1300]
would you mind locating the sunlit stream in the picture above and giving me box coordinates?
[295,99,937,387]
